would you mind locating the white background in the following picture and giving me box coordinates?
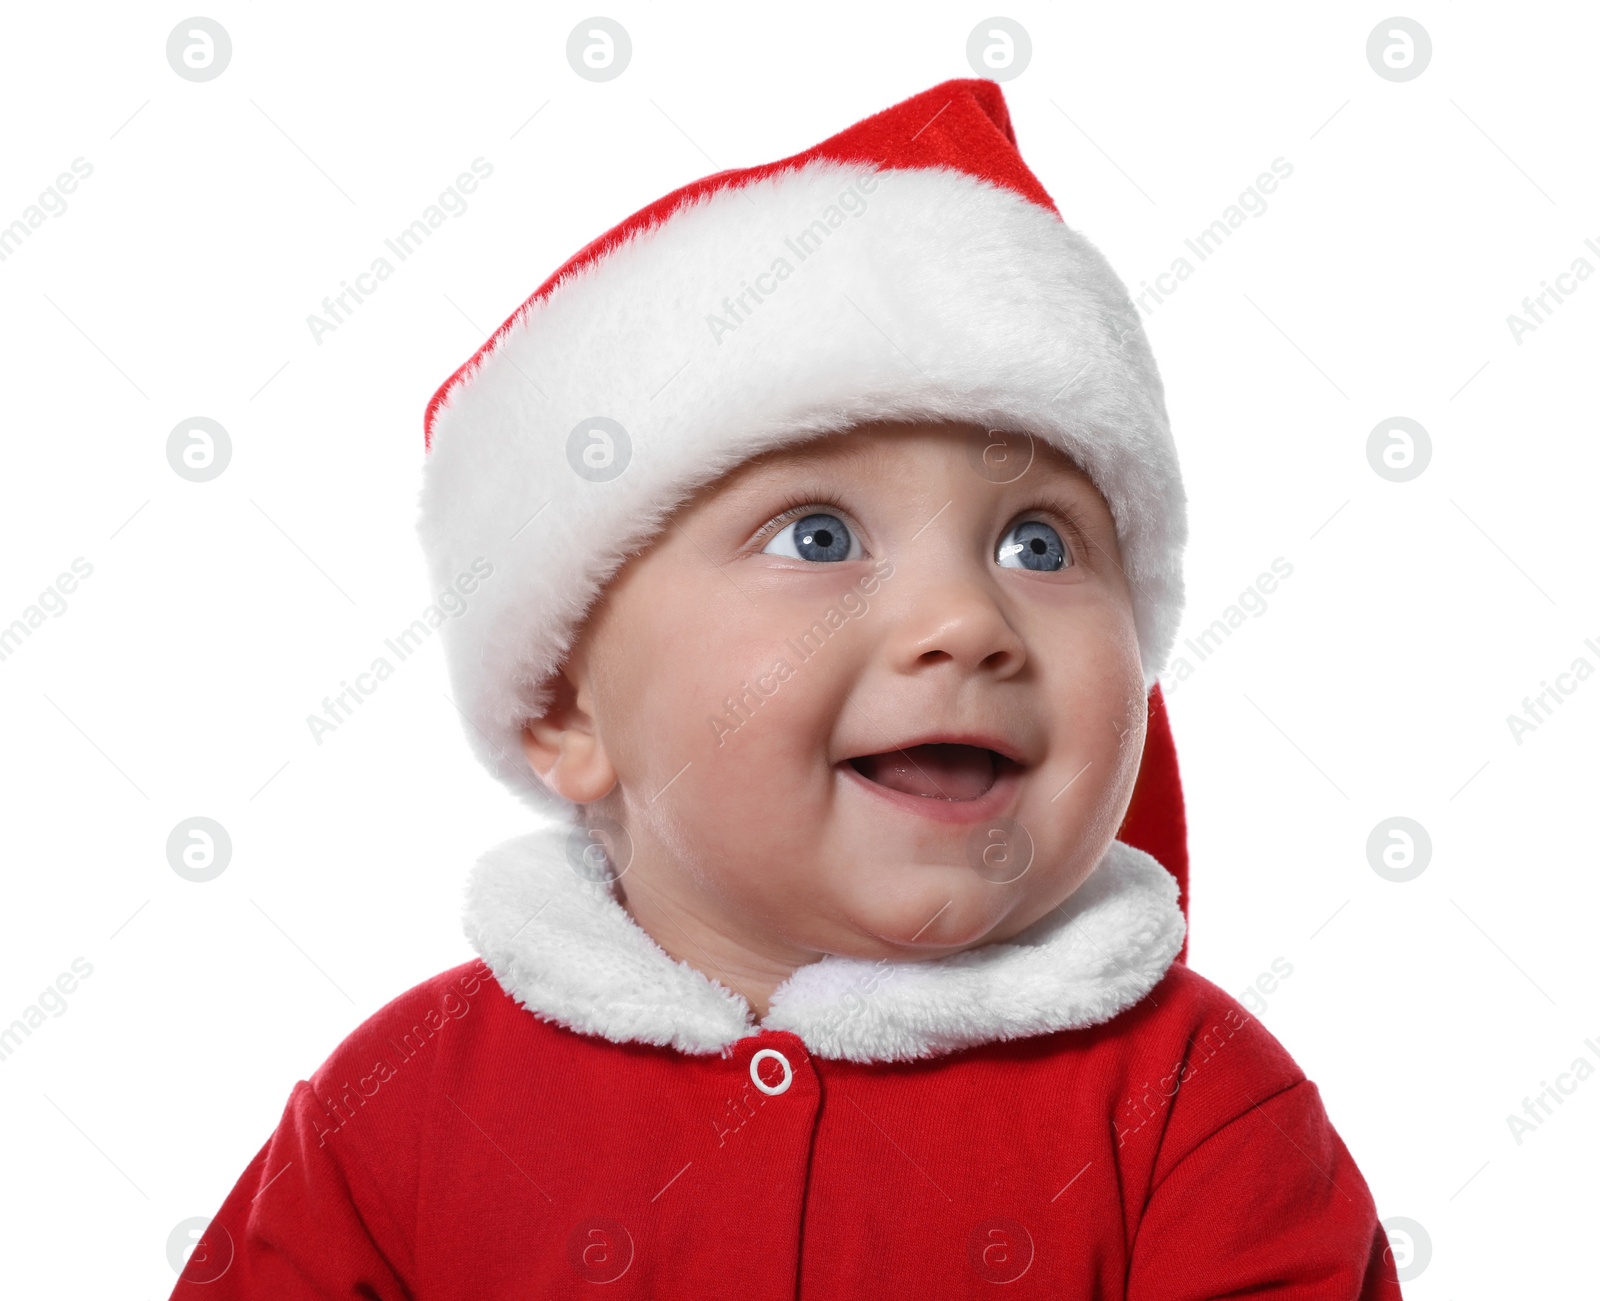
[1,2,1595,1296]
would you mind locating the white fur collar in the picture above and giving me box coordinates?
[462,821,1186,1064]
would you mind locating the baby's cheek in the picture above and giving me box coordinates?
[1037,629,1144,828]
[1054,620,1139,713]
[659,639,815,819]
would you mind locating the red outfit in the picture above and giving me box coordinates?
[171,957,1396,1299]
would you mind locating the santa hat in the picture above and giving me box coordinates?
[415,78,1190,935]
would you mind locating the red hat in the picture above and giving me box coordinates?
[416,77,1189,916]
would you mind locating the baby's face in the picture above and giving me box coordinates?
[526,421,1147,967]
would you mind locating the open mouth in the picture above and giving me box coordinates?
[847,743,1015,802]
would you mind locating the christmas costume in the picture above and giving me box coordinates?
[169,78,1398,1299]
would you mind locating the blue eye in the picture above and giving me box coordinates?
[762,511,861,562]
[997,519,1069,571]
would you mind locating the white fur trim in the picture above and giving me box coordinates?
[418,161,1186,814]
[462,822,1186,1063]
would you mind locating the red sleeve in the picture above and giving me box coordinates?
[169,1079,415,1299]
[1126,1079,1401,1300]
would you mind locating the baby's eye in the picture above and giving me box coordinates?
[761,511,862,563]
[996,519,1071,571]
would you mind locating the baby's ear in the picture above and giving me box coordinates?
[519,666,616,803]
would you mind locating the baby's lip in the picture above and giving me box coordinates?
[837,748,1026,825]
[841,730,1029,766]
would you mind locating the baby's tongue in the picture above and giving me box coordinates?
[852,743,998,801]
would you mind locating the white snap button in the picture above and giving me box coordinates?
[749,1047,793,1096]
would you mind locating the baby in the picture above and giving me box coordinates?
[173,79,1399,1298]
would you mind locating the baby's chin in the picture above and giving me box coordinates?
[813,860,1056,959]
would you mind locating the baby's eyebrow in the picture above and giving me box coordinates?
[756,435,884,476]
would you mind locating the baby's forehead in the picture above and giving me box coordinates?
[725,420,1095,487]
